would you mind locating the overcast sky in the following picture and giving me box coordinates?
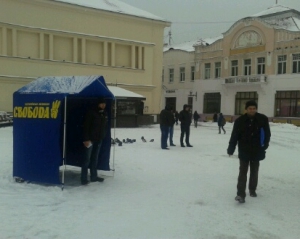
[121,0,300,45]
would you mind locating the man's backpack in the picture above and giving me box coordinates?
[222,118,226,126]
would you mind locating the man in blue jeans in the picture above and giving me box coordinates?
[81,98,108,185]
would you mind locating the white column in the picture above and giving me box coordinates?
[103,41,108,66]
[131,45,135,69]
[81,38,86,63]
[12,29,17,57]
[73,37,77,63]
[49,34,53,60]
[111,42,115,67]
[2,27,7,55]
[39,33,44,59]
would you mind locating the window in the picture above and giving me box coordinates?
[204,63,211,79]
[257,57,265,74]
[169,68,174,82]
[191,66,195,81]
[231,60,238,76]
[244,59,251,76]
[275,91,300,117]
[278,55,287,74]
[215,62,221,78]
[292,54,300,73]
[235,92,258,115]
[203,93,221,113]
[180,67,185,82]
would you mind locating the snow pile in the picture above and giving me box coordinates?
[1,122,300,238]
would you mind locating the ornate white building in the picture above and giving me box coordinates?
[163,5,300,124]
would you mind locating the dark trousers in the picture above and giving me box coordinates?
[219,126,226,133]
[160,125,169,149]
[194,120,198,128]
[237,159,260,198]
[81,141,102,182]
[180,124,190,145]
[169,126,174,145]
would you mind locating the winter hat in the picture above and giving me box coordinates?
[97,98,106,104]
[245,100,257,109]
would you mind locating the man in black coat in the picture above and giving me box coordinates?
[179,104,193,147]
[160,104,174,150]
[81,98,108,185]
[227,100,271,203]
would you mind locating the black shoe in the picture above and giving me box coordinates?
[150,139,154,142]
[249,191,257,197]
[235,195,245,203]
[170,144,176,146]
[91,177,105,182]
[187,144,193,147]
[181,144,185,147]
[162,147,169,150]
[81,180,90,185]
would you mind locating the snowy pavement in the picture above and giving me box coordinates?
[1,122,300,239]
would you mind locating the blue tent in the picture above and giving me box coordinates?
[13,76,115,186]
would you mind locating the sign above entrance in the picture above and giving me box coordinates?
[166,90,176,93]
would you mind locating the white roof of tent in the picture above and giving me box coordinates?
[107,86,145,100]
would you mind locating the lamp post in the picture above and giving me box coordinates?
[189,91,197,101]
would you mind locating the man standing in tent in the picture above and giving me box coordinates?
[227,100,271,203]
[81,98,108,185]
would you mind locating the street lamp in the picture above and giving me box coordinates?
[189,91,197,101]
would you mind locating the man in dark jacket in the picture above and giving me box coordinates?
[179,104,193,147]
[169,107,176,146]
[81,98,108,185]
[227,100,271,203]
[160,104,173,150]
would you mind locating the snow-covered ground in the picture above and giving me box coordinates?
[1,122,300,239]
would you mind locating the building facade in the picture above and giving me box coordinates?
[163,5,300,122]
[194,5,300,119]
[0,0,170,115]
[162,41,197,112]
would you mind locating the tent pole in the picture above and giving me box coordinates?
[112,98,116,176]
[62,96,67,190]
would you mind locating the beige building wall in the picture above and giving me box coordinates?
[0,0,170,113]
[162,50,196,111]
[194,17,300,117]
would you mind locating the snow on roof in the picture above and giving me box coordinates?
[53,0,167,22]
[193,35,223,47]
[252,5,292,17]
[264,16,300,31]
[107,86,145,99]
[163,40,198,52]
[164,36,223,52]
[17,76,101,93]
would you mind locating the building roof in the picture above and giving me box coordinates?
[53,0,168,22]
[252,5,293,17]
[164,36,223,52]
[107,86,145,100]
[164,40,198,52]
[251,5,300,32]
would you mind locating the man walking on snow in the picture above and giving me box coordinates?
[227,100,271,203]
[179,104,193,147]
